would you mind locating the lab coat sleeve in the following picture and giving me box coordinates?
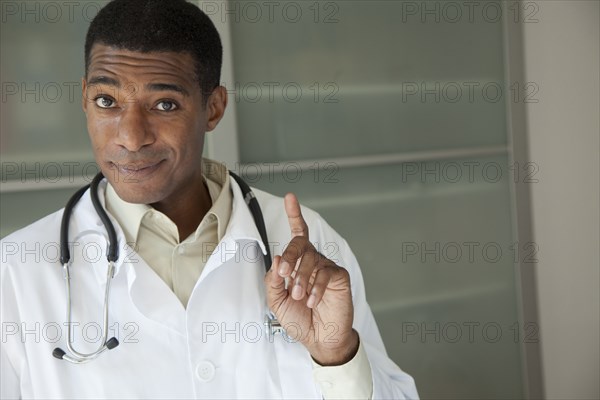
[1,262,22,400]
[313,217,419,400]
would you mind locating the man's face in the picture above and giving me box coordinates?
[82,44,226,205]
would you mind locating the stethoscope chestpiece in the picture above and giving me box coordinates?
[264,311,290,342]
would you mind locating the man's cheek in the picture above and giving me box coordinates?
[87,128,108,156]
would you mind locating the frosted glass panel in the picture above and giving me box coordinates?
[230,0,507,162]
[0,188,75,238]
[0,5,94,168]
[234,93,506,162]
[377,288,523,399]
[1,5,103,238]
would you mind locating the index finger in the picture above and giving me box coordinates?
[284,192,308,238]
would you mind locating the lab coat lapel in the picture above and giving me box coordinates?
[72,179,186,332]
[184,179,285,397]
[186,239,284,398]
[186,179,318,398]
[125,256,186,334]
[198,176,268,283]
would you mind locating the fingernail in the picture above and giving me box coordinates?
[307,294,316,308]
[292,281,303,299]
[279,260,289,276]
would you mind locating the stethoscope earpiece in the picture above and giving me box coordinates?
[52,336,119,364]
[106,337,120,349]
[52,347,66,360]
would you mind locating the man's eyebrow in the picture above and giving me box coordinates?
[87,76,120,87]
[146,83,189,97]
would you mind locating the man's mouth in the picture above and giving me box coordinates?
[110,160,164,180]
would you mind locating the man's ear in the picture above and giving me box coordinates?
[206,86,228,132]
[81,77,88,113]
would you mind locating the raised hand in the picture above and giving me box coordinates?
[264,193,359,366]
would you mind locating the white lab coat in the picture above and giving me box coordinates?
[1,178,418,399]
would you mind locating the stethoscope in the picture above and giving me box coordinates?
[53,171,284,364]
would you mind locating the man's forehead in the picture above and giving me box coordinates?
[87,44,197,79]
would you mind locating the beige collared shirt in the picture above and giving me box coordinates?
[106,158,231,308]
[105,158,373,399]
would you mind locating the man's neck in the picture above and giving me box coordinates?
[151,178,213,241]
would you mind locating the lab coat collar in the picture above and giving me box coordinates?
[198,174,268,280]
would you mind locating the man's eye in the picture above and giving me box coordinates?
[94,96,115,108]
[156,101,178,111]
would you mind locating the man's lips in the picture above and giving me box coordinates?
[113,161,162,171]
[109,160,165,179]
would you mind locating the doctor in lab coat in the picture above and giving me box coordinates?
[0,0,418,398]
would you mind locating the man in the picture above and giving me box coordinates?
[0,0,417,398]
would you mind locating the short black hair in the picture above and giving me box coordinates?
[84,0,222,100]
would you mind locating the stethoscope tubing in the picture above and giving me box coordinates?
[54,171,277,364]
[54,173,120,363]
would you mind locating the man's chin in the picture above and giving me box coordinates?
[110,183,163,205]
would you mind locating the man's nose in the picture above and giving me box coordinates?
[115,104,154,151]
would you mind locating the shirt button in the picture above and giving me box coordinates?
[196,361,215,382]
[321,381,333,389]
[178,246,185,255]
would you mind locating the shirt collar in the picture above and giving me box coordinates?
[201,158,231,241]
[105,158,232,244]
